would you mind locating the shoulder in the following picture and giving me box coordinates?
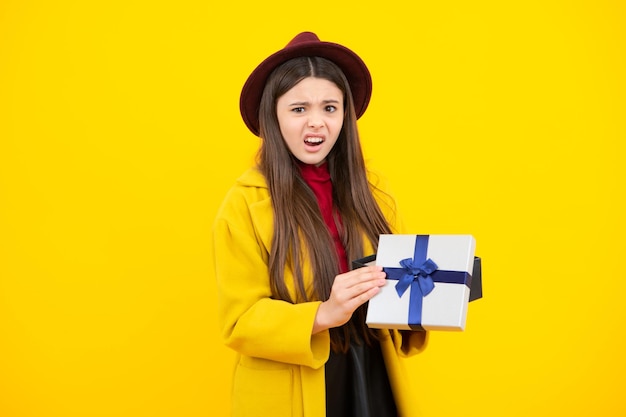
[213,167,274,253]
[234,167,268,189]
[214,167,271,225]
[215,168,271,228]
[221,167,269,203]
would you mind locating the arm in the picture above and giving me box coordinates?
[213,215,329,369]
[395,329,429,357]
[214,215,388,366]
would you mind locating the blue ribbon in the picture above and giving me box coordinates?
[382,235,472,330]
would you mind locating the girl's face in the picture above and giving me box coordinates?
[276,77,344,166]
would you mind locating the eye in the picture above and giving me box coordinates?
[291,107,305,113]
[325,105,337,113]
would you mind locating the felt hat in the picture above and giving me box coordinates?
[239,32,372,136]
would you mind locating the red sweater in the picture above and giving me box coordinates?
[299,162,349,273]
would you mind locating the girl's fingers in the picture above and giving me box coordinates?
[332,267,387,302]
[339,266,386,284]
[338,266,386,288]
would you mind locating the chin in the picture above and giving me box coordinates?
[306,157,326,166]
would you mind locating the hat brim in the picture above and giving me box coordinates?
[240,39,372,137]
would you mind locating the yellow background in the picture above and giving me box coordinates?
[1,1,624,416]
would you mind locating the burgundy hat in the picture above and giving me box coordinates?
[239,32,373,136]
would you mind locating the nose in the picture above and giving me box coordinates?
[307,111,325,128]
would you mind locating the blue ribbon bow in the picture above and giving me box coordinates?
[395,257,438,297]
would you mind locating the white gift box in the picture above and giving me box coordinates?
[365,234,476,331]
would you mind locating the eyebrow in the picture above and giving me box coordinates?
[287,99,341,106]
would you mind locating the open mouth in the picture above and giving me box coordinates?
[304,137,324,146]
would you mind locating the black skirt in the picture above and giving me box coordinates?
[325,339,398,417]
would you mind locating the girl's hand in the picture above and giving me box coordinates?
[312,266,386,334]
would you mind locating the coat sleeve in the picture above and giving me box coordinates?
[394,329,429,357]
[212,191,330,370]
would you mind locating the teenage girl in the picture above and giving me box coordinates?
[212,32,428,417]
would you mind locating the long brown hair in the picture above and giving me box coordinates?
[257,56,393,352]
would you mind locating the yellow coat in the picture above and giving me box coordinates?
[212,167,428,417]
